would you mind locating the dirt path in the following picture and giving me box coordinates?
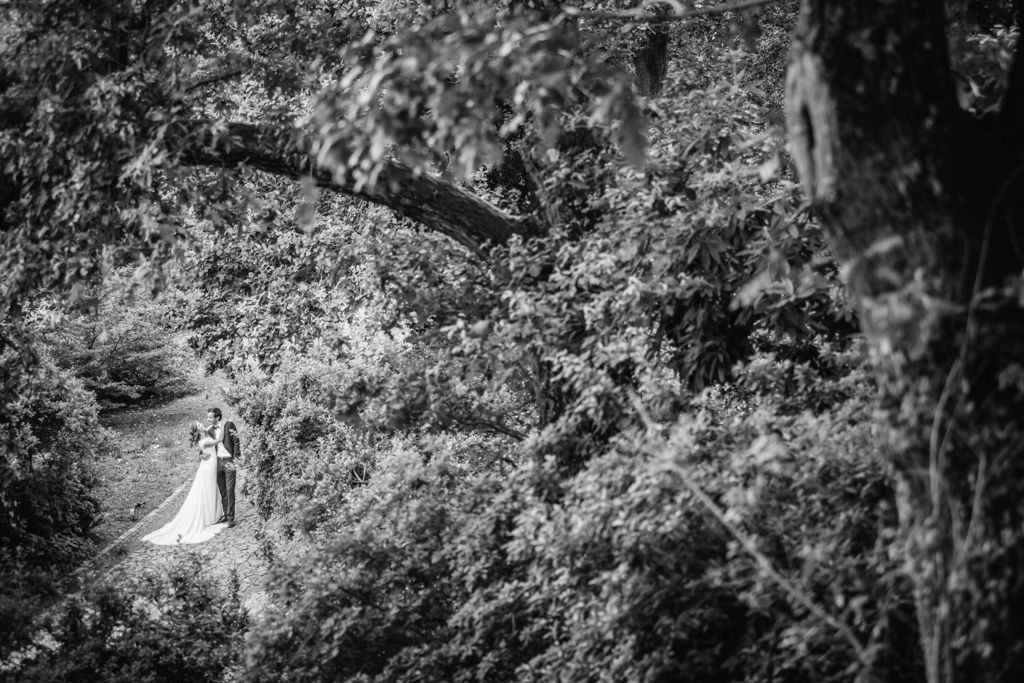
[91,366,229,551]
[102,468,271,616]
[4,383,272,676]
[82,367,272,616]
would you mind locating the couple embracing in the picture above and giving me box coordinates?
[142,407,242,546]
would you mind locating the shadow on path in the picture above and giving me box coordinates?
[101,469,272,616]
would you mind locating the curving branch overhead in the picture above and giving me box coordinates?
[172,120,543,253]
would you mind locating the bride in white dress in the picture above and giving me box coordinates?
[142,422,227,545]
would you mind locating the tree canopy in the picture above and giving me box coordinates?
[4,1,1024,682]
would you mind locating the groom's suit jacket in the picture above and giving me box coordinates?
[216,421,242,471]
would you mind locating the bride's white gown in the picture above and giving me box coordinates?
[142,438,226,545]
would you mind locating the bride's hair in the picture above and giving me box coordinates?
[189,421,202,447]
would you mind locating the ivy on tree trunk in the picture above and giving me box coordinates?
[786,1,1024,680]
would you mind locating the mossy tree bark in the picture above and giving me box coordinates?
[786,1,1024,680]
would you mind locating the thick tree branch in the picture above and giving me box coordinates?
[184,69,244,93]
[787,4,1024,682]
[171,120,541,253]
[449,412,527,441]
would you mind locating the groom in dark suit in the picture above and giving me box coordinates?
[208,407,241,528]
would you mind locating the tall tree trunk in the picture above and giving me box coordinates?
[633,22,670,98]
[786,1,1024,681]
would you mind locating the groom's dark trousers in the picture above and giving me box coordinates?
[217,420,241,523]
[217,468,236,522]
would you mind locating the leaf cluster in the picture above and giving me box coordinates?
[237,344,921,683]
[6,557,249,682]
[28,275,197,410]
[0,348,116,660]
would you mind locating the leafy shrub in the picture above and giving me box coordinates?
[241,447,471,683]
[179,202,367,377]
[0,354,113,559]
[239,344,922,683]
[233,308,523,571]
[31,276,197,411]
[6,556,249,682]
[0,347,116,659]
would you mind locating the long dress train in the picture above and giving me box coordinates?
[142,439,226,545]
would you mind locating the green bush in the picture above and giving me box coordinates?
[0,355,113,559]
[31,278,196,411]
[0,348,116,660]
[235,316,523,532]
[6,557,249,682]
[238,344,922,683]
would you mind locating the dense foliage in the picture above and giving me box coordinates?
[2,1,1023,682]
[234,335,924,683]
[30,275,197,410]
[6,558,248,682]
[0,351,115,660]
